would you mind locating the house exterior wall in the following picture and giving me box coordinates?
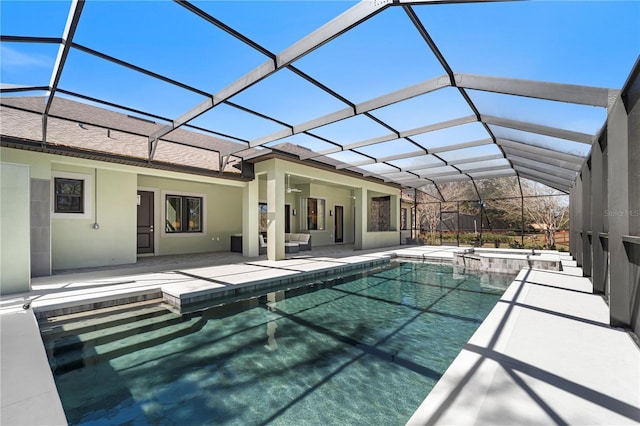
[50,163,137,270]
[1,146,401,273]
[137,175,243,255]
[0,147,246,272]
[255,158,400,251]
[0,162,31,294]
[306,183,354,246]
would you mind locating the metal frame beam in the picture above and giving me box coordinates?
[1,84,50,93]
[509,157,578,181]
[396,0,522,4]
[42,0,84,146]
[252,75,449,148]
[447,153,505,166]
[431,174,472,184]
[428,138,493,154]
[484,115,594,144]
[496,138,587,164]
[517,172,570,193]
[71,43,211,98]
[297,115,477,161]
[149,0,389,145]
[454,73,615,107]
[376,150,428,163]
[457,164,513,175]
[468,169,517,180]
[0,35,62,44]
[504,150,582,172]
[514,165,573,189]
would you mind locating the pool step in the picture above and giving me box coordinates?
[45,311,206,375]
[39,299,167,339]
[41,310,186,355]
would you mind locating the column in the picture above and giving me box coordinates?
[607,94,631,327]
[590,138,605,293]
[266,162,285,260]
[1,163,31,294]
[242,178,259,257]
[354,187,367,250]
[581,161,592,277]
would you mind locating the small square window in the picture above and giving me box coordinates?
[54,178,84,213]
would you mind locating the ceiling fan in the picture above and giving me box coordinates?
[287,174,302,193]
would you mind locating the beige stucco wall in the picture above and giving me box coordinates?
[0,147,246,271]
[258,178,356,246]
[138,175,243,255]
[51,163,137,270]
[0,162,31,294]
[306,183,355,246]
[255,158,400,250]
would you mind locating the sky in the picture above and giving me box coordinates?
[1,0,639,159]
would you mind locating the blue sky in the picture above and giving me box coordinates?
[1,0,638,156]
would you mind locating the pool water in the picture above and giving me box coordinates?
[45,261,513,425]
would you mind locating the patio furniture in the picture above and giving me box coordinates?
[285,233,312,251]
[259,235,267,255]
[230,235,242,253]
[285,242,299,253]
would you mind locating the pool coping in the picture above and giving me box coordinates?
[406,258,640,425]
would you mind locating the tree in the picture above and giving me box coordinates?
[521,181,569,247]
[479,178,569,247]
[415,181,477,243]
[413,177,569,248]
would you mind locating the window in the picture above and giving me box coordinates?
[166,195,202,233]
[369,196,391,231]
[401,207,408,230]
[51,170,92,219]
[301,197,325,231]
[259,202,268,234]
[54,178,84,213]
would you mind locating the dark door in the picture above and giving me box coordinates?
[335,205,344,243]
[137,190,154,254]
[285,204,291,233]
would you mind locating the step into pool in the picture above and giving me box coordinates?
[40,261,514,425]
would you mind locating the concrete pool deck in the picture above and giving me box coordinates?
[1,245,638,425]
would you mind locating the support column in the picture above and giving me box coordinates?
[354,187,367,250]
[266,162,285,260]
[413,190,417,242]
[574,175,584,266]
[591,139,605,292]
[242,178,259,257]
[608,94,631,327]
[581,161,592,277]
[569,184,576,256]
[1,163,31,294]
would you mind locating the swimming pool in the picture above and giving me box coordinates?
[43,261,514,425]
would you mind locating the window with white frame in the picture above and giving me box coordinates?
[55,178,84,213]
[165,194,203,233]
[51,171,92,219]
[300,197,325,231]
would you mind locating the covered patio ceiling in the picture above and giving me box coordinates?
[1,0,638,200]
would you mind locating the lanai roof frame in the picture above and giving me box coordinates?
[1,0,636,200]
